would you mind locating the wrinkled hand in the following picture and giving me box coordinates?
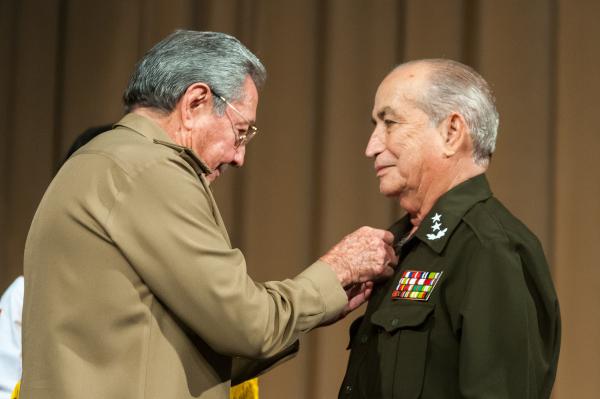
[320,226,398,288]
[345,281,374,313]
[318,281,375,327]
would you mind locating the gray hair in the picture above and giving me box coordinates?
[399,59,499,166]
[123,30,266,114]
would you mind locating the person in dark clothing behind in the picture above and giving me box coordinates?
[62,124,114,163]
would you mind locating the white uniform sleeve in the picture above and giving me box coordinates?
[0,276,24,399]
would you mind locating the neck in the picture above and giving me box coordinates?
[403,157,487,229]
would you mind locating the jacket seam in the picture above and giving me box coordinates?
[102,156,200,237]
[141,298,155,399]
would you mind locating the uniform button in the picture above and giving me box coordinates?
[344,385,353,394]
[360,335,368,344]
[391,318,400,327]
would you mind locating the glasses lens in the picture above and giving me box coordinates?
[234,135,244,148]
[217,93,258,148]
[235,126,257,148]
[245,126,257,144]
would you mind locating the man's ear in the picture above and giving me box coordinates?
[441,112,470,157]
[179,83,212,130]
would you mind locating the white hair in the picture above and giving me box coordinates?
[123,30,266,115]
[398,59,499,166]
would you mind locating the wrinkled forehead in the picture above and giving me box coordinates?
[373,64,430,115]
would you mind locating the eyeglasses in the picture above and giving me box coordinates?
[213,92,258,149]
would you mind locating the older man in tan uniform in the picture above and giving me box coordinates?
[21,31,396,399]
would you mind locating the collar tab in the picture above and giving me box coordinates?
[414,174,493,253]
[152,139,213,176]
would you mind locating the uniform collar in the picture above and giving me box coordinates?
[412,174,493,253]
[114,113,213,176]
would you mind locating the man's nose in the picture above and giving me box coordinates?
[365,129,384,158]
[232,145,246,167]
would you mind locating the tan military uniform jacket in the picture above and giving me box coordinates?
[21,113,347,399]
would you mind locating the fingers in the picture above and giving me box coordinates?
[362,282,374,300]
[321,226,399,287]
[366,227,397,268]
[359,227,394,245]
[345,282,373,313]
[317,281,376,326]
[379,264,395,280]
[381,229,395,245]
[384,242,398,267]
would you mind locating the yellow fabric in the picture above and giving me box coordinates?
[230,378,258,399]
[10,380,20,399]
[8,377,261,399]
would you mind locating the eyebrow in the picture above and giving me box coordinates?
[215,93,256,125]
[234,119,256,127]
[372,106,402,124]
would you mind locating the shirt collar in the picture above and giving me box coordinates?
[114,113,213,176]
[413,173,492,253]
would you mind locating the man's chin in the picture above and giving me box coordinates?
[380,190,398,198]
[206,170,220,183]
[379,182,401,198]
[206,164,229,183]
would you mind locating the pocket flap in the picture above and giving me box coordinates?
[371,303,434,333]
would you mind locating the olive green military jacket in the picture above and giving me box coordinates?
[21,113,347,399]
[340,174,560,399]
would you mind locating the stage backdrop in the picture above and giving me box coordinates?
[1,0,598,398]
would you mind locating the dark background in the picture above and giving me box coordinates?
[1,0,598,397]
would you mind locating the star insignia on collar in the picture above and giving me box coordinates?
[427,228,447,240]
[427,213,446,240]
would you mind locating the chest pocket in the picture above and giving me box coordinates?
[370,302,434,399]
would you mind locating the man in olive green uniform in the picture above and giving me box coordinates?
[339,60,560,398]
[21,31,397,399]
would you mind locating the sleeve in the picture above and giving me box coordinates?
[13,278,23,377]
[105,159,347,358]
[458,241,548,398]
[0,276,24,395]
[231,341,299,385]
